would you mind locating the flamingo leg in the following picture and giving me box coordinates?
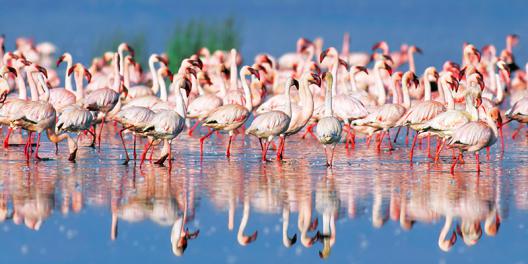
[168,140,172,170]
[133,135,138,160]
[450,151,459,174]
[149,143,155,162]
[24,132,32,160]
[386,130,393,150]
[329,144,336,167]
[434,140,445,163]
[405,127,409,145]
[486,146,490,161]
[426,135,432,158]
[512,124,523,140]
[97,116,105,150]
[376,132,385,152]
[34,132,42,160]
[226,134,234,157]
[188,121,200,136]
[499,125,504,153]
[3,127,12,149]
[366,135,372,147]
[301,123,317,140]
[258,138,263,151]
[409,133,418,163]
[118,128,130,165]
[262,140,271,161]
[393,127,401,143]
[475,152,480,172]
[139,141,152,168]
[200,129,215,155]
[276,136,285,160]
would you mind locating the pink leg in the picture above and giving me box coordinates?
[3,127,12,149]
[133,135,137,160]
[376,132,385,152]
[118,128,130,164]
[98,116,105,150]
[188,121,200,136]
[405,127,409,145]
[499,125,504,153]
[386,130,393,150]
[366,135,372,148]
[262,141,270,161]
[450,151,459,174]
[34,132,42,160]
[409,133,418,163]
[168,141,173,171]
[276,136,285,160]
[475,152,480,172]
[426,135,432,158]
[512,124,523,139]
[393,127,401,143]
[434,140,445,163]
[140,141,152,168]
[226,134,234,157]
[329,144,336,166]
[200,129,215,155]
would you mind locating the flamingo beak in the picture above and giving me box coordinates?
[36,65,48,78]
[338,58,348,69]
[319,48,329,63]
[84,68,92,83]
[190,59,203,70]
[244,231,258,244]
[56,55,65,67]
[413,46,423,54]
[156,55,169,66]
[0,90,8,104]
[292,79,300,90]
[67,66,75,76]
[475,96,482,108]
[186,67,197,79]
[384,63,393,75]
[310,73,321,86]
[5,66,17,77]
[357,66,369,75]
[125,44,135,57]
[248,67,260,80]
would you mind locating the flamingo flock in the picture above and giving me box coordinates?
[0,34,523,173]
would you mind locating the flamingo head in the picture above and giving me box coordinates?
[490,107,502,128]
[457,222,482,246]
[481,44,497,59]
[307,72,321,87]
[319,47,339,64]
[189,58,203,70]
[409,45,423,55]
[296,38,312,53]
[424,66,439,81]
[241,66,260,80]
[256,54,274,68]
[374,60,392,75]
[403,71,419,89]
[239,231,258,246]
[507,34,520,48]
[155,54,169,66]
[497,60,511,85]
[439,230,457,252]
[485,213,501,236]
[25,63,48,78]
[464,44,481,64]
[371,41,389,55]
[68,63,92,83]
[0,65,17,79]
[352,66,368,76]
[56,53,72,67]
[118,42,135,57]
[322,71,333,87]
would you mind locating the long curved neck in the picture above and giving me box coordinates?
[149,57,160,95]
[230,52,238,91]
[495,73,504,104]
[237,199,251,245]
[342,33,350,56]
[442,80,455,110]
[35,74,50,102]
[284,84,292,118]
[64,57,73,92]
[118,48,125,76]
[465,94,478,121]
[123,60,130,89]
[485,111,499,138]
[158,72,167,102]
[408,50,416,73]
[331,58,338,97]
[375,67,386,105]
[174,81,186,118]
[438,215,454,248]
[324,77,333,117]
[74,71,85,100]
[112,57,120,92]
[349,73,358,92]
[390,78,400,104]
[239,72,253,111]
[300,77,314,119]
[15,66,27,100]
[401,80,411,109]
[424,75,432,101]
[27,71,39,101]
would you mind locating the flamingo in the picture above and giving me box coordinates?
[126,54,168,100]
[82,53,126,148]
[353,71,419,151]
[447,106,502,173]
[12,67,57,160]
[246,78,298,161]
[140,75,190,168]
[112,106,154,164]
[50,53,78,113]
[316,72,342,167]
[200,66,260,157]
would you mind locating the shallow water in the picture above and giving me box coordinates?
[1,124,528,263]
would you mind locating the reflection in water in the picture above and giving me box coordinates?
[0,133,521,260]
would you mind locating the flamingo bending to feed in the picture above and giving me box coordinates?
[316,72,342,166]
[246,78,299,161]
[112,106,154,164]
[200,66,260,157]
[447,105,501,173]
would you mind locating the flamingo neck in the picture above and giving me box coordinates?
[74,71,85,101]
[230,51,238,91]
[341,33,350,56]
[300,76,314,121]
[408,50,416,73]
[438,215,454,249]
[465,94,478,121]
[123,60,131,89]
[174,80,187,118]
[148,56,160,95]
[375,67,386,105]
[35,73,50,102]
[484,110,499,138]
[390,77,400,104]
[112,56,120,92]
[495,73,504,104]
[349,73,359,93]
[27,71,39,101]
[442,80,455,110]
[14,66,27,100]
[64,57,73,92]
[239,71,253,112]
[237,200,251,245]
[158,71,167,102]
[331,58,338,97]
[118,48,125,76]
[284,83,292,118]
[401,80,411,109]
[324,75,333,117]
[424,75,432,101]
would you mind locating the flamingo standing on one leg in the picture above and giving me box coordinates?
[201,66,260,157]
[316,72,342,167]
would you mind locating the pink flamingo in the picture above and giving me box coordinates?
[316,72,342,166]
[200,66,259,157]
[246,78,298,161]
